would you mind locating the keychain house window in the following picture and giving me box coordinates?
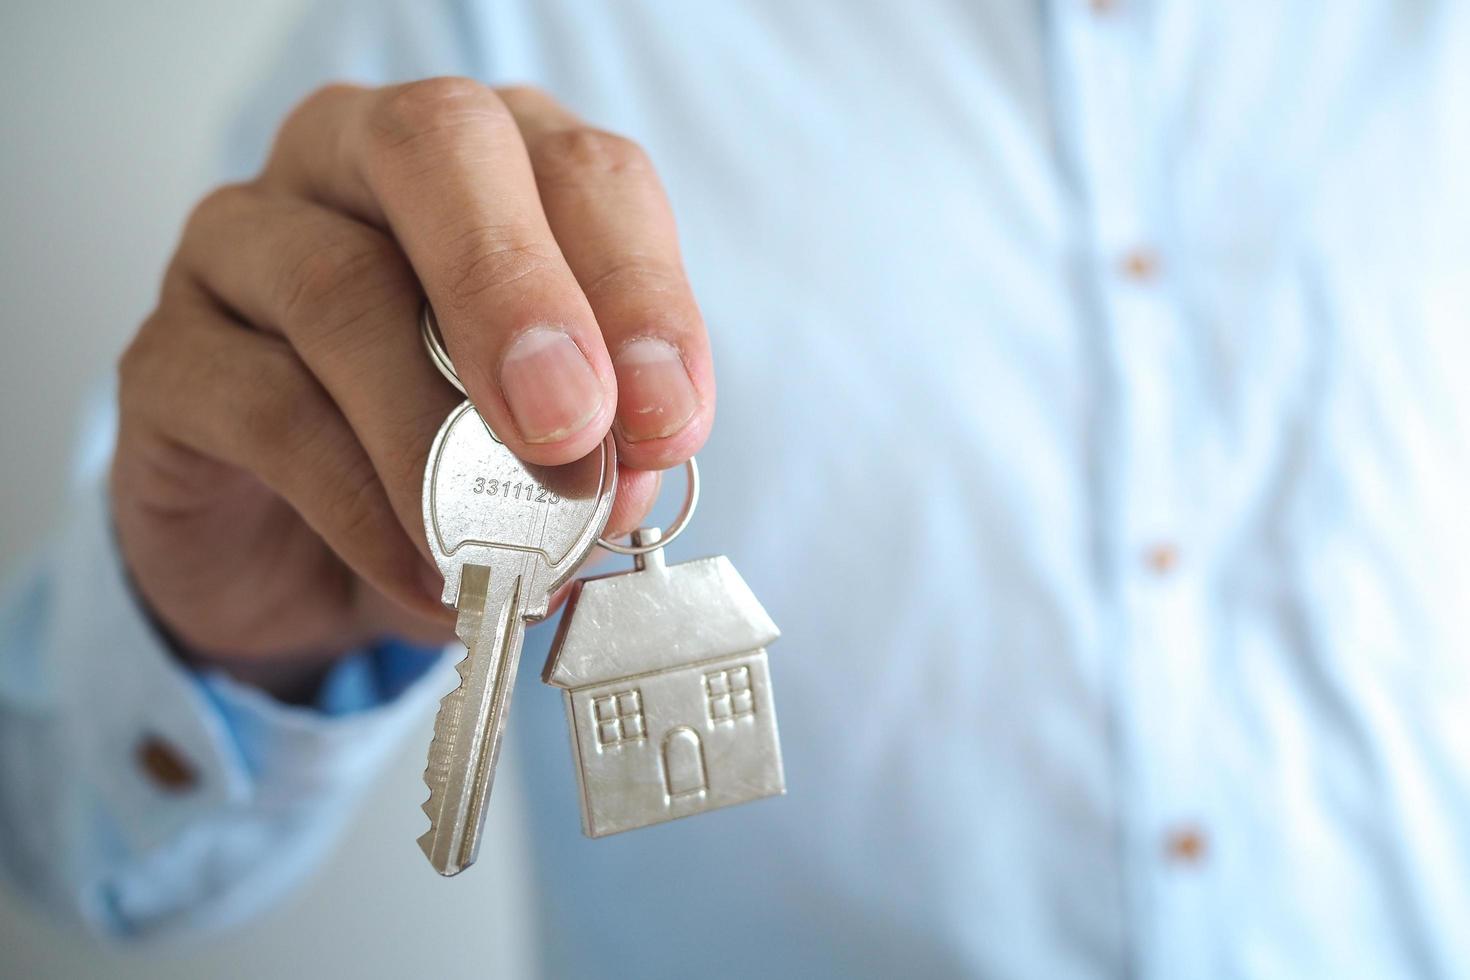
[705,666,755,722]
[593,690,645,747]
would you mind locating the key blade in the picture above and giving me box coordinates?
[419,563,528,876]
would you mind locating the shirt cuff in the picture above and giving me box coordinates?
[50,478,448,854]
[196,640,445,807]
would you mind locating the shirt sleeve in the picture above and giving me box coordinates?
[0,0,484,941]
[0,417,450,941]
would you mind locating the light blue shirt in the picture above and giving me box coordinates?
[5,1,1470,976]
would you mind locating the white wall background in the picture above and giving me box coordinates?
[0,3,534,976]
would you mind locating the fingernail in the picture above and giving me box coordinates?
[613,338,698,443]
[499,327,605,443]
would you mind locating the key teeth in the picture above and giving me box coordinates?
[420,779,442,824]
[453,647,474,683]
[418,786,450,870]
[418,646,474,861]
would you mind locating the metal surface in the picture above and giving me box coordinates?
[420,302,467,395]
[419,399,616,875]
[545,528,785,838]
[597,457,701,555]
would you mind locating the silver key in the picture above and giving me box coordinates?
[419,400,615,875]
[544,522,785,838]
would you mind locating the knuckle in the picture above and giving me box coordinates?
[278,232,399,333]
[288,83,364,129]
[494,83,550,107]
[325,455,389,539]
[277,82,363,148]
[370,76,512,149]
[583,258,685,304]
[400,75,490,107]
[182,182,254,242]
[443,231,558,308]
[299,81,365,113]
[116,317,169,415]
[532,127,650,185]
[235,349,320,461]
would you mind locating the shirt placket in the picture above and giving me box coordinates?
[1050,2,1218,976]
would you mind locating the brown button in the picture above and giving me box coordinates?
[136,735,198,792]
[1163,825,1209,866]
[1089,0,1119,14]
[1120,247,1160,282]
[1144,542,1180,576]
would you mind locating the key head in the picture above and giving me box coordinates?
[423,400,616,613]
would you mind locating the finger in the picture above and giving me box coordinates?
[175,183,459,559]
[605,467,661,539]
[261,80,615,464]
[119,286,445,622]
[501,88,714,470]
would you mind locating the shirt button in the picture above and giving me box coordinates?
[1163,824,1209,866]
[1119,246,1161,283]
[1089,0,1118,13]
[136,735,198,793]
[1144,541,1180,576]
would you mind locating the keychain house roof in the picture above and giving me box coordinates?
[544,535,784,837]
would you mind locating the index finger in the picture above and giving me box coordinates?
[261,79,616,465]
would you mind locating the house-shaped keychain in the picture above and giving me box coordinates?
[543,527,784,837]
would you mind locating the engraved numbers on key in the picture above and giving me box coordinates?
[418,401,616,875]
[424,401,612,611]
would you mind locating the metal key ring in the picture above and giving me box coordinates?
[423,301,699,556]
[421,302,466,395]
[599,457,700,555]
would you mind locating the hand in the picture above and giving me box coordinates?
[112,79,714,698]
